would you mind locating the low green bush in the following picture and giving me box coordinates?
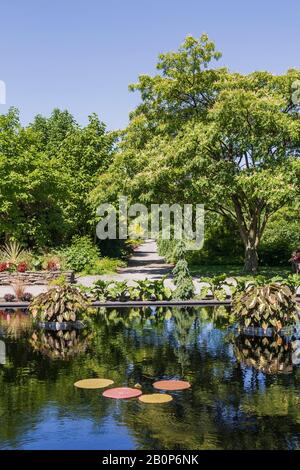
[59,236,100,273]
[87,257,126,275]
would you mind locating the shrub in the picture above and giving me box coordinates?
[48,274,67,287]
[91,279,172,301]
[21,292,33,302]
[29,285,89,322]
[60,236,100,273]
[87,257,125,275]
[172,242,195,300]
[133,278,172,301]
[0,262,7,272]
[4,293,16,302]
[157,239,177,263]
[17,262,27,272]
[47,259,60,271]
[198,274,231,300]
[0,240,28,266]
[233,283,298,332]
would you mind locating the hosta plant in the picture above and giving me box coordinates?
[233,283,298,332]
[91,279,172,302]
[198,274,232,300]
[29,286,89,322]
[132,278,172,301]
[91,280,114,301]
[106,281,131,301]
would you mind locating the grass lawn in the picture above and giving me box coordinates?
[189,264,293,281]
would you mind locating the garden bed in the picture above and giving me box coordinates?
[0,270,75,285]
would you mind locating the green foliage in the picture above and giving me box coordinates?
[86,257,126,275]
[60,236,100,273]
[133,278,172,301]
[0,108,115,248]
[105,281,130,302]
[259,206,300,266]
[48,274,68,287]
[29,285,89,322]
[172,242,195,300]
[90,280,113,301]
[233,283,298,332]
[91,278,172,301]
[198,274,231,300]
[94,35,300,273]
[157,239,177,263]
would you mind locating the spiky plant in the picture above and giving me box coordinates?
[29,285,89,322]
[0,240,28,265]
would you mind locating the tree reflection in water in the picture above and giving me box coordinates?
[1,306,300,449]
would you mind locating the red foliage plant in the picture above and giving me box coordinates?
[0,262,7,272]
[47,260,60,271]
[17,262,27,273]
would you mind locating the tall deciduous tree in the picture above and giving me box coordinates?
[92,35,300,272]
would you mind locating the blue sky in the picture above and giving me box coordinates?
[1,0,299,129]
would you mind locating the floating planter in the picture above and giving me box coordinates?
[102,387,142,399]
[153,380,191,391]
[139,393,173,404]
[74,378,114,389]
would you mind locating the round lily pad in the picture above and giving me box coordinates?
[153,380,191,391]
[102,387,142,399]
[139,393,173,404]
[74,378,114,389]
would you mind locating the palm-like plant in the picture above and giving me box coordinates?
[0,240,27,265]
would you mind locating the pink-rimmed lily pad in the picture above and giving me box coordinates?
[153,380,191,391]
[103,387,142,399]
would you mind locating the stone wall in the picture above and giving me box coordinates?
[0,271,75,285]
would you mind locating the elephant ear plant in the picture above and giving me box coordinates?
[232,283,298,333]
[29,285,89,323]
[198,274,233,301]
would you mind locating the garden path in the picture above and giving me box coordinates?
[78,239,174,287]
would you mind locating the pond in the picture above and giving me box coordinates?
[1,306,300,450]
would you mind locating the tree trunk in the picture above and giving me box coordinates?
[244,241,258,273]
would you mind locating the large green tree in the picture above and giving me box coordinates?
[0,108,115,247]
[92,35,300,272]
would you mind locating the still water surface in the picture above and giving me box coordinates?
[1,306,300,450]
